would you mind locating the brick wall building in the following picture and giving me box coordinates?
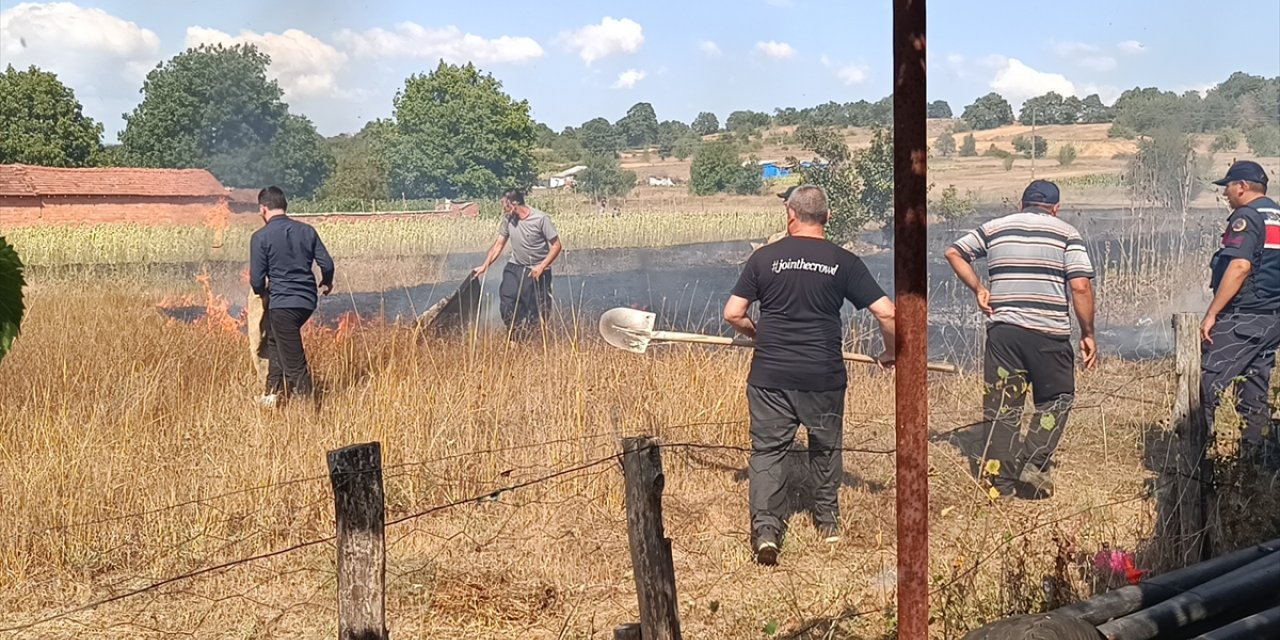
[0,164,232,227]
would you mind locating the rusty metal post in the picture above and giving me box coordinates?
[893,1,929,639]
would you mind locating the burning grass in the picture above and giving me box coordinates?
[7,280,1277,639]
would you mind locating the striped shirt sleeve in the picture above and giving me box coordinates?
[1063,229,1095,279]
[950,223,991,262]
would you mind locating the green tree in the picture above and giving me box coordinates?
[931,184,976,222]
[120,44,331,196]
[934,131,956,157]
[1246,126,1280,157]
[316,120,392,201]
[616,102,659,149]
[385,61,537,199]
[690,139,760,195]
[725,110,771,134]
[691,111,720,136]
[578,117,623,157]
[656,120,692,159]
[577,153,636,203]
[0,236,23,364]
[672,135,700,161]
[961,92,1014,130]
[959,133,978,157]
[1126,127,1208,213]
[1019,92,1078,125]
[787,126,893,243]
[0,65,103,167]
[927,100,953,119]
[1011,134,1047,158]
[1078,94,1114,124]
[1109,87,1187,137]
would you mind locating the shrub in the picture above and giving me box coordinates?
[959,134,977,157]
[1246,126,1280,157]
[1002,156,1015,172]
[983,144,1012,159]
[932,184,977,222]
[934,131,957,157]
[1057,144,1078,167]
[1012,134,1047,158]
[1211,129,1241,153]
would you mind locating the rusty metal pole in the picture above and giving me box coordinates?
[893,1,929,639]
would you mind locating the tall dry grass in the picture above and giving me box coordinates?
[3,280,1248,639]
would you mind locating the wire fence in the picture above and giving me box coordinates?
[2,343,1273,639]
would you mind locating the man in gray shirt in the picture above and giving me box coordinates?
[474,189,563,332]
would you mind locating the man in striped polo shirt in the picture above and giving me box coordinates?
[944,180,1097,497]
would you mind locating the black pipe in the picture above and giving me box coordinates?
[1190,603,1280,639]
[1096,551,1280,640]
[1054,538,1280,625]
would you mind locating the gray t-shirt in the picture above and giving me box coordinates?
[498,207,559,266]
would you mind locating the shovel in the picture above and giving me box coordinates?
[599,307,958,374]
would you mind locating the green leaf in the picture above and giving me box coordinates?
[763,620,779,636]
[996,366,1010,380]
[0,236,25,363]
[1040,414,1058,431]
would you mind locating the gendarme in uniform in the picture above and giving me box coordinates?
[1201,160,1280,455]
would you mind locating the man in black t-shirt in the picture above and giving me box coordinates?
[724,185,896,565]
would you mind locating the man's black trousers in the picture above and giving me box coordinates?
[982,323,1076,482]
[499,262,552,329]
[747,384,844,536]
[263,306,314,397]
[1201,312,1280,445]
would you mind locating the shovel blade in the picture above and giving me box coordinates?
[599,307,657,354]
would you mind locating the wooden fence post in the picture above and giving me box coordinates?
[328,442,387,640]
[613,622,643,640]
[1166,313,1212,562]
[620,436,681,640]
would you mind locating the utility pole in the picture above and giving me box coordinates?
[1031,107,1037,179]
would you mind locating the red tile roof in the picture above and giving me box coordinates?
[0,164,227,198]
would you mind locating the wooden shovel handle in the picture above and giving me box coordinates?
[649,331,958,374]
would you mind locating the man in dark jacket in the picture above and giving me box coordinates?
[1200,161,1280,464]
[249,186,334,406]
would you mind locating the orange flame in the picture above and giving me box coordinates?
[194,269,244,334]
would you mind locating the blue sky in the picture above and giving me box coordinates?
[2,0,1277,140]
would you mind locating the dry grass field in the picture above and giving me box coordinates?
[1,273,1276,639]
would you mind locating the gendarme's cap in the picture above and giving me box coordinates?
[1212,160,1269,186]
[777,185,798,201]
[1021,179,1060,206]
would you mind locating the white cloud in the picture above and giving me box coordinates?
[0,2,163,138]
[612,69,646,89]
[819,54,833,67]
[1118,40,1146,54]
[1,2,160,81]
[990,57,1076,106]
[944,53,968,78]
[186,27,347,98]
[335,23,543,64]
[755,40,796,60]
[698,40,722,56]
[837,64,869,86]
[558,17,643,64]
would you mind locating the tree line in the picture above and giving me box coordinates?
[1,43,1276,202]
